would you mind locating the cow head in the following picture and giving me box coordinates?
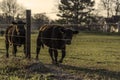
[12,21,26,36]
[12,21,26,45]
[61,28,79,45]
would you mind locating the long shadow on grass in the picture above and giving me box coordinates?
[0,58,51,79]
[59,64,120,79]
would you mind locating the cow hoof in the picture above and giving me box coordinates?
[59,60,63,63]
[6,54,9,58]
[25,56,27,58]
[6,55,9,58]
[35,57,39,61]
[52,61,55,64]
[52,61,58,65]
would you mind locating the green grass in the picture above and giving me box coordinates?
[0,32,120,80]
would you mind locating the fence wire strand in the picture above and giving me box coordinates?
[0,23,120,53]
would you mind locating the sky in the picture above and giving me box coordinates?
[95,0,100,8]
[17,0,59,20]
[0,0,100,20]
[0,0,59,20]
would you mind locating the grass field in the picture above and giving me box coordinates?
[0,32,120,80]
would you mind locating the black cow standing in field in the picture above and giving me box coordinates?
[5,21,26,58]
[36,25,78,64]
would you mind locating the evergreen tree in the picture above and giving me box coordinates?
[57,0,95,24]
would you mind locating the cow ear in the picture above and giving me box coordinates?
[73,30,79,34]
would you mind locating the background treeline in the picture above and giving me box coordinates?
[0,0,120,28]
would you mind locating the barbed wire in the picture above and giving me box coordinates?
[4,34,25,38]
[37,37,71,41]
[0,23,119,31]
[1,36,120,44]
[2,39,67,51]
[3,34,72,41]
[0,22,119,52]
[1,35,120,42]
[0,23,119,26]
[0,37,120,52]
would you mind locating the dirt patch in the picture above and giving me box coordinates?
[0,57,83,79]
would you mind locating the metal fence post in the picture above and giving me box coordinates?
[26,10,31,59]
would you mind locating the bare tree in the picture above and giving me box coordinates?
[32,13,50,29]
[99,0,114,17]
[99,0,120,17]
[113,0,120,15]
[0,0,25,23]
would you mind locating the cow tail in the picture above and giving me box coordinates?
[37,31,44,49]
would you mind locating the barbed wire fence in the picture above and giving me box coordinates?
[0,10,120,34]
[0,10,120,58]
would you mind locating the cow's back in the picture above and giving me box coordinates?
[38,25,66,49]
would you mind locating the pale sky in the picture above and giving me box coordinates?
[17,0,59,20]
[0,0,101,20]
[0,0,59,20]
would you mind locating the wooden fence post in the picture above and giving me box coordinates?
[26,10,31,59]
[118,23,120,32]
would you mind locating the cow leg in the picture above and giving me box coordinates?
[23,44,27,58]
[36,35,44,60]
[53,49,58,64]
[6,42,9,58]
[59,49,66,63]
[49,48,55,64]
[12,45,17,57]
[36,42,42,60]
[36,46,40,60]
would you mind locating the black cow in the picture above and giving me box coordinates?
[36,25,78,64]
[5,21,26,58]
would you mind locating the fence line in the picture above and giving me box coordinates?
[4,34,25,38]
[9,23,120,32]
[0,36,120,52]
[0,23,119,28]
[37,37,71,41]
[1,35,120,42]
[0,23,119,26]
[0,38,120,55]
[0,12,120,54]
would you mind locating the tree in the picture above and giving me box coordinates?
[32,13,50,29]
[113,0,120,15]
[57,0,95,24]
[0,0,25,23]
[99,0,114,17]
[99,0,120,17]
